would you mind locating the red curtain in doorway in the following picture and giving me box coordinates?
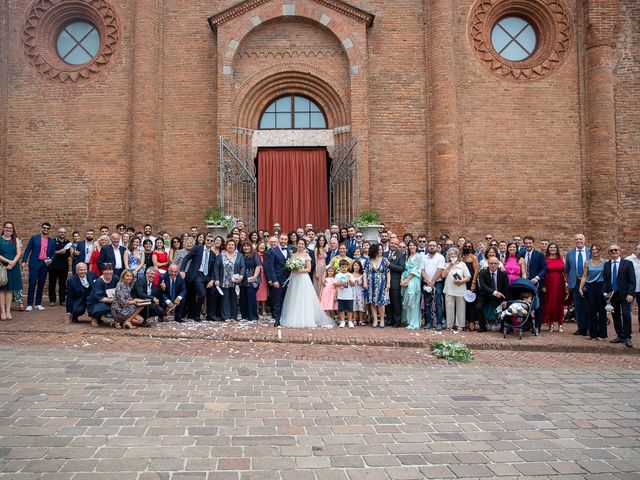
[257,148,329,233]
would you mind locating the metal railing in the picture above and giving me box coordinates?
[330,137,359,226]
[219,137,257,230]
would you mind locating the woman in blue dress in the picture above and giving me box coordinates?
[401,240,422,329]
[364,243,390,328]
[124,237,145,279]
[0,222,22,320]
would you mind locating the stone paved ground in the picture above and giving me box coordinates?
[2,307,639,354]
[1,308,639,479]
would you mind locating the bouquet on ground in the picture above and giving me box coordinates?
[285,256,305,272]
[431,340,473,363]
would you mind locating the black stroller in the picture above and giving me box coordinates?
[500,278,540,339]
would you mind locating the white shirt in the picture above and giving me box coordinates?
[443,262,471,297]
[84,241,94,262]
[335,272,354,300]
[113,245,122,269]
[625,254,640,293]
[280,246,288,258]
[421,252,446,281]
[79,276,89,288]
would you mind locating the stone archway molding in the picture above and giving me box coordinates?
[235,62,349,129]
[208,0,374,74]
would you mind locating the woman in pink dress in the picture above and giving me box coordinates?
[313,235,328,296]
[503,242,526,284]
[256,240,268,316]
[542,243,567,332]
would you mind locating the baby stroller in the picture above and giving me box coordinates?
[499,278,539,339]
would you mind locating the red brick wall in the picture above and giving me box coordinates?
[613,0,640,248]
[0,0,636,252]
[159,1,219,232]
[2,0,133,236]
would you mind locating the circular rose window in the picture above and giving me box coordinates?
[22,0,120,83]
[468,0,573,82]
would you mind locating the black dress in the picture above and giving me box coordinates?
[464,260,477,326]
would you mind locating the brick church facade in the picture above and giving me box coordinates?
[0,0,637,246]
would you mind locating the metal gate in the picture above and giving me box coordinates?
[330,137,359,226]
[219,137,257,230]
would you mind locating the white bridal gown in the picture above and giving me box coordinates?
[280,254,335,328]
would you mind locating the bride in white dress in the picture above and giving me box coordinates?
[280,239,335,329]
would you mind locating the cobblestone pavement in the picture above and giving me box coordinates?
[2,307,639,355]
[1,341,640,479]
[1,307,640,479]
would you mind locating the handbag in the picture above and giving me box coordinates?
[0,264,8,287]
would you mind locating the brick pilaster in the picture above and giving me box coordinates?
[583,0,618,243]
[428,0,461,236]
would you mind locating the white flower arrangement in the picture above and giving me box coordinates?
[285,256,305,272]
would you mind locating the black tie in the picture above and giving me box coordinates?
[492,272,498,291]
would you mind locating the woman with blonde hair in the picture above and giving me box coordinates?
[111,269,145,329]
[89,235,109,276]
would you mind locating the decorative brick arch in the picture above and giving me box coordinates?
[234,63,349,129]
[209,0,374,72]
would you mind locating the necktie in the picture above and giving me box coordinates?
[203,250,209,276]
[577,250,584,277]
[526,252,531,270]
[492,272,497,291]
[612,261,618,292]
[170,279,175,299]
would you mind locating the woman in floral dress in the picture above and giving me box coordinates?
[364,243,390,328]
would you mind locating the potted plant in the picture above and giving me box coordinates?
[353,210,383,242]
[204,206,235,237]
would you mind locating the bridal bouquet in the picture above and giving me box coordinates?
[285,257,305,272]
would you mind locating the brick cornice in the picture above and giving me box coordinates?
[208,0,374,30]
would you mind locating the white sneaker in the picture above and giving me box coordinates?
[339,320,346,328]
[348,321,355,328]
[34,305,45,311]
[25,306,33,312]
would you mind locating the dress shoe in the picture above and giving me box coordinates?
[624,339,633,348]
[174,318,184,323]
[478,327,488,332]
[140,320,151,328]
[610,337,624,343]
[573,330,583,336]
[274,320,281,327]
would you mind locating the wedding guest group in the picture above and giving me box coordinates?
[3,220,638,346]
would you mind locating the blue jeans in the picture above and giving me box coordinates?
[423,281,444,327]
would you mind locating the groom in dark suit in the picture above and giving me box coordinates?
[265,233,291,327]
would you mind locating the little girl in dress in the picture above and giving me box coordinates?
[319,266,338,319]
[351,260,366,325]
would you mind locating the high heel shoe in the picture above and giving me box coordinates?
[18,301,25,311]
[548,323,553,332]
[559,325,564,333]
[123,320,135,329]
